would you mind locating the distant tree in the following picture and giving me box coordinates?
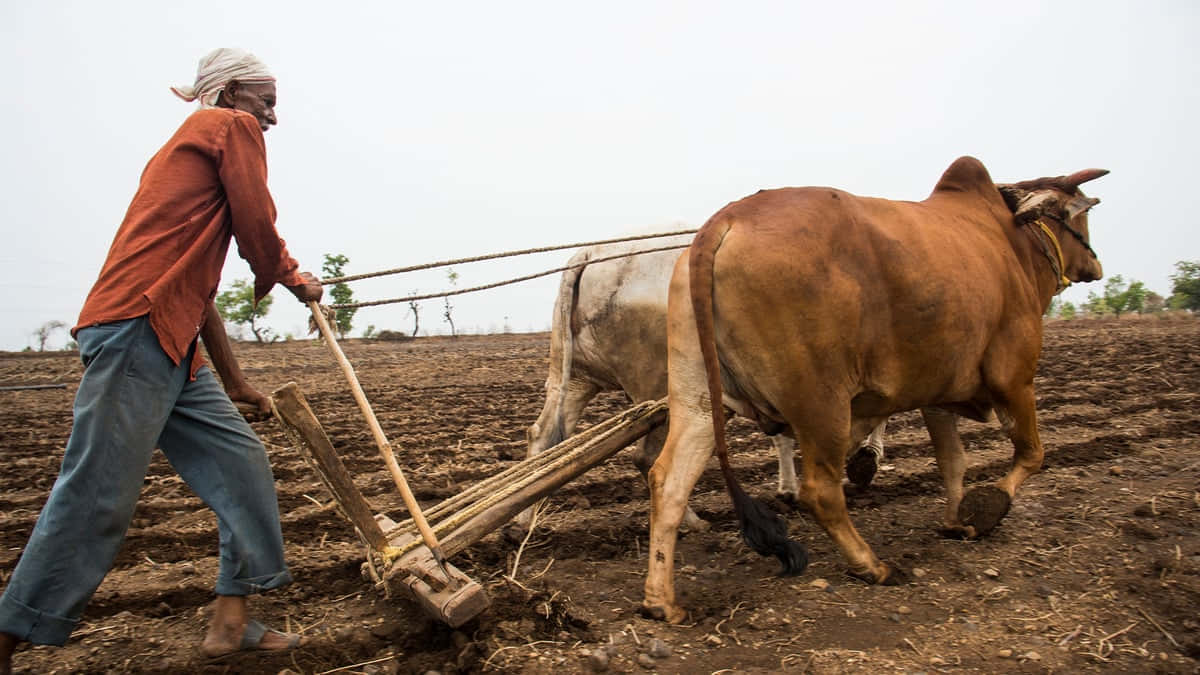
[32,320,66,351]
[1059,301,1077,320]
[1083,291,1110,317]
[442,299,456,336]
[407,292,422,338]
[362,324,378,339]
[1142,292,1165,314]
[215,279,276,343]
[443,268,459,337]
[1168,260,1200,311]
[321,253,356,337]
[1101,275,1147,317]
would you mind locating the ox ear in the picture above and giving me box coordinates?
[1065,195,1100,219]
[997,185,1025,213]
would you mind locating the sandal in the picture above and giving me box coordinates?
[205,619,302,660]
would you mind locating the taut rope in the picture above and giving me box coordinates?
[321,229,698,286]
[326,233,697,311]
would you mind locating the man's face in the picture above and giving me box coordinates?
[223,81,277,132]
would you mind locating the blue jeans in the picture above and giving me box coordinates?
[0,316,292,645]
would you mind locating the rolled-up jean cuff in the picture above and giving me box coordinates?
[215,569,294,597]
[0,595,78,646]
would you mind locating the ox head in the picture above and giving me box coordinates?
[997,168,1108,286]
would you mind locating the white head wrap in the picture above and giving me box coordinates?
[170,48,275,108]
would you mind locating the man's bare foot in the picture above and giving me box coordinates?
[200,595,302,658]
[0,631,18,675]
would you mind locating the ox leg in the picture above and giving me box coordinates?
[555,379,600,446]
[642,411,716,624]
[634,426,711,533]
[773,434,798,500]
[794,420,902,585]
[518,378,600,528]
[525,378,600,456]
[919,408,971,537]
[845,419,886,489]
[959,385,1041,536]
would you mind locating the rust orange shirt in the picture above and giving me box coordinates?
[74,107,304,373]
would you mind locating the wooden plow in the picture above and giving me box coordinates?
[261,234,691,627]
[271,382,666,627]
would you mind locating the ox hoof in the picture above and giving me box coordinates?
[775,491,800,508]
[639,603,687,624]
[845,446,880,488]
[849,563,908,586]
[936,524,978,540]
[957,486,1011,537]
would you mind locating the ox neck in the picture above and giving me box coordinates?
[1023,219,1072,297]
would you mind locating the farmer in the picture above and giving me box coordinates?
[0,48,319,671]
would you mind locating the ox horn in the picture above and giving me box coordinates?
[1064,168,1109,190]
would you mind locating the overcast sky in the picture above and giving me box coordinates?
[2,1,1196,351]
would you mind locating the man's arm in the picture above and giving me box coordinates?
[219,113,306,302]
[200,302,271,414]
[217,113,323,308]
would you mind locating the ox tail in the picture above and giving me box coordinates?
[545,254,588,449]
[688,221,808,576]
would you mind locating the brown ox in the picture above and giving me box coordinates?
[642,156,1106,623]
[522,236,890,531]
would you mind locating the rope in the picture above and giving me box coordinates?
[1028,219,1071,293]
[321,229,698,285]
[328,242,691,310]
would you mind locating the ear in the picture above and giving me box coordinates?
[1065,195,1100,219]
[996,185,1025,212]
[217,81,239,107]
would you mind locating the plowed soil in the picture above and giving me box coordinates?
[2,318,1198,674]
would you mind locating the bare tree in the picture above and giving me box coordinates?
[32,320,67,351]
[442,269,459,337]
[408,292,421,337]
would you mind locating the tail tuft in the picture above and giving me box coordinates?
[732,490,809,576]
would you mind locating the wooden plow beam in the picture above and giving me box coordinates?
[271,382,666,626]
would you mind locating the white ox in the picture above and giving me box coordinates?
[525,234,887,528]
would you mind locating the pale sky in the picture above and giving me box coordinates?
[2,1,1196,351]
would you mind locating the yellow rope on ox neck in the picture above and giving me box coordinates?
[1035,219,1071,290]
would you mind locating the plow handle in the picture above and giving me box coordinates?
[307,301,454,581]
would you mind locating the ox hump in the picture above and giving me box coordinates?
[930,156,997,199]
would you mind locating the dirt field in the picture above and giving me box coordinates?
[1,317,1198,674]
